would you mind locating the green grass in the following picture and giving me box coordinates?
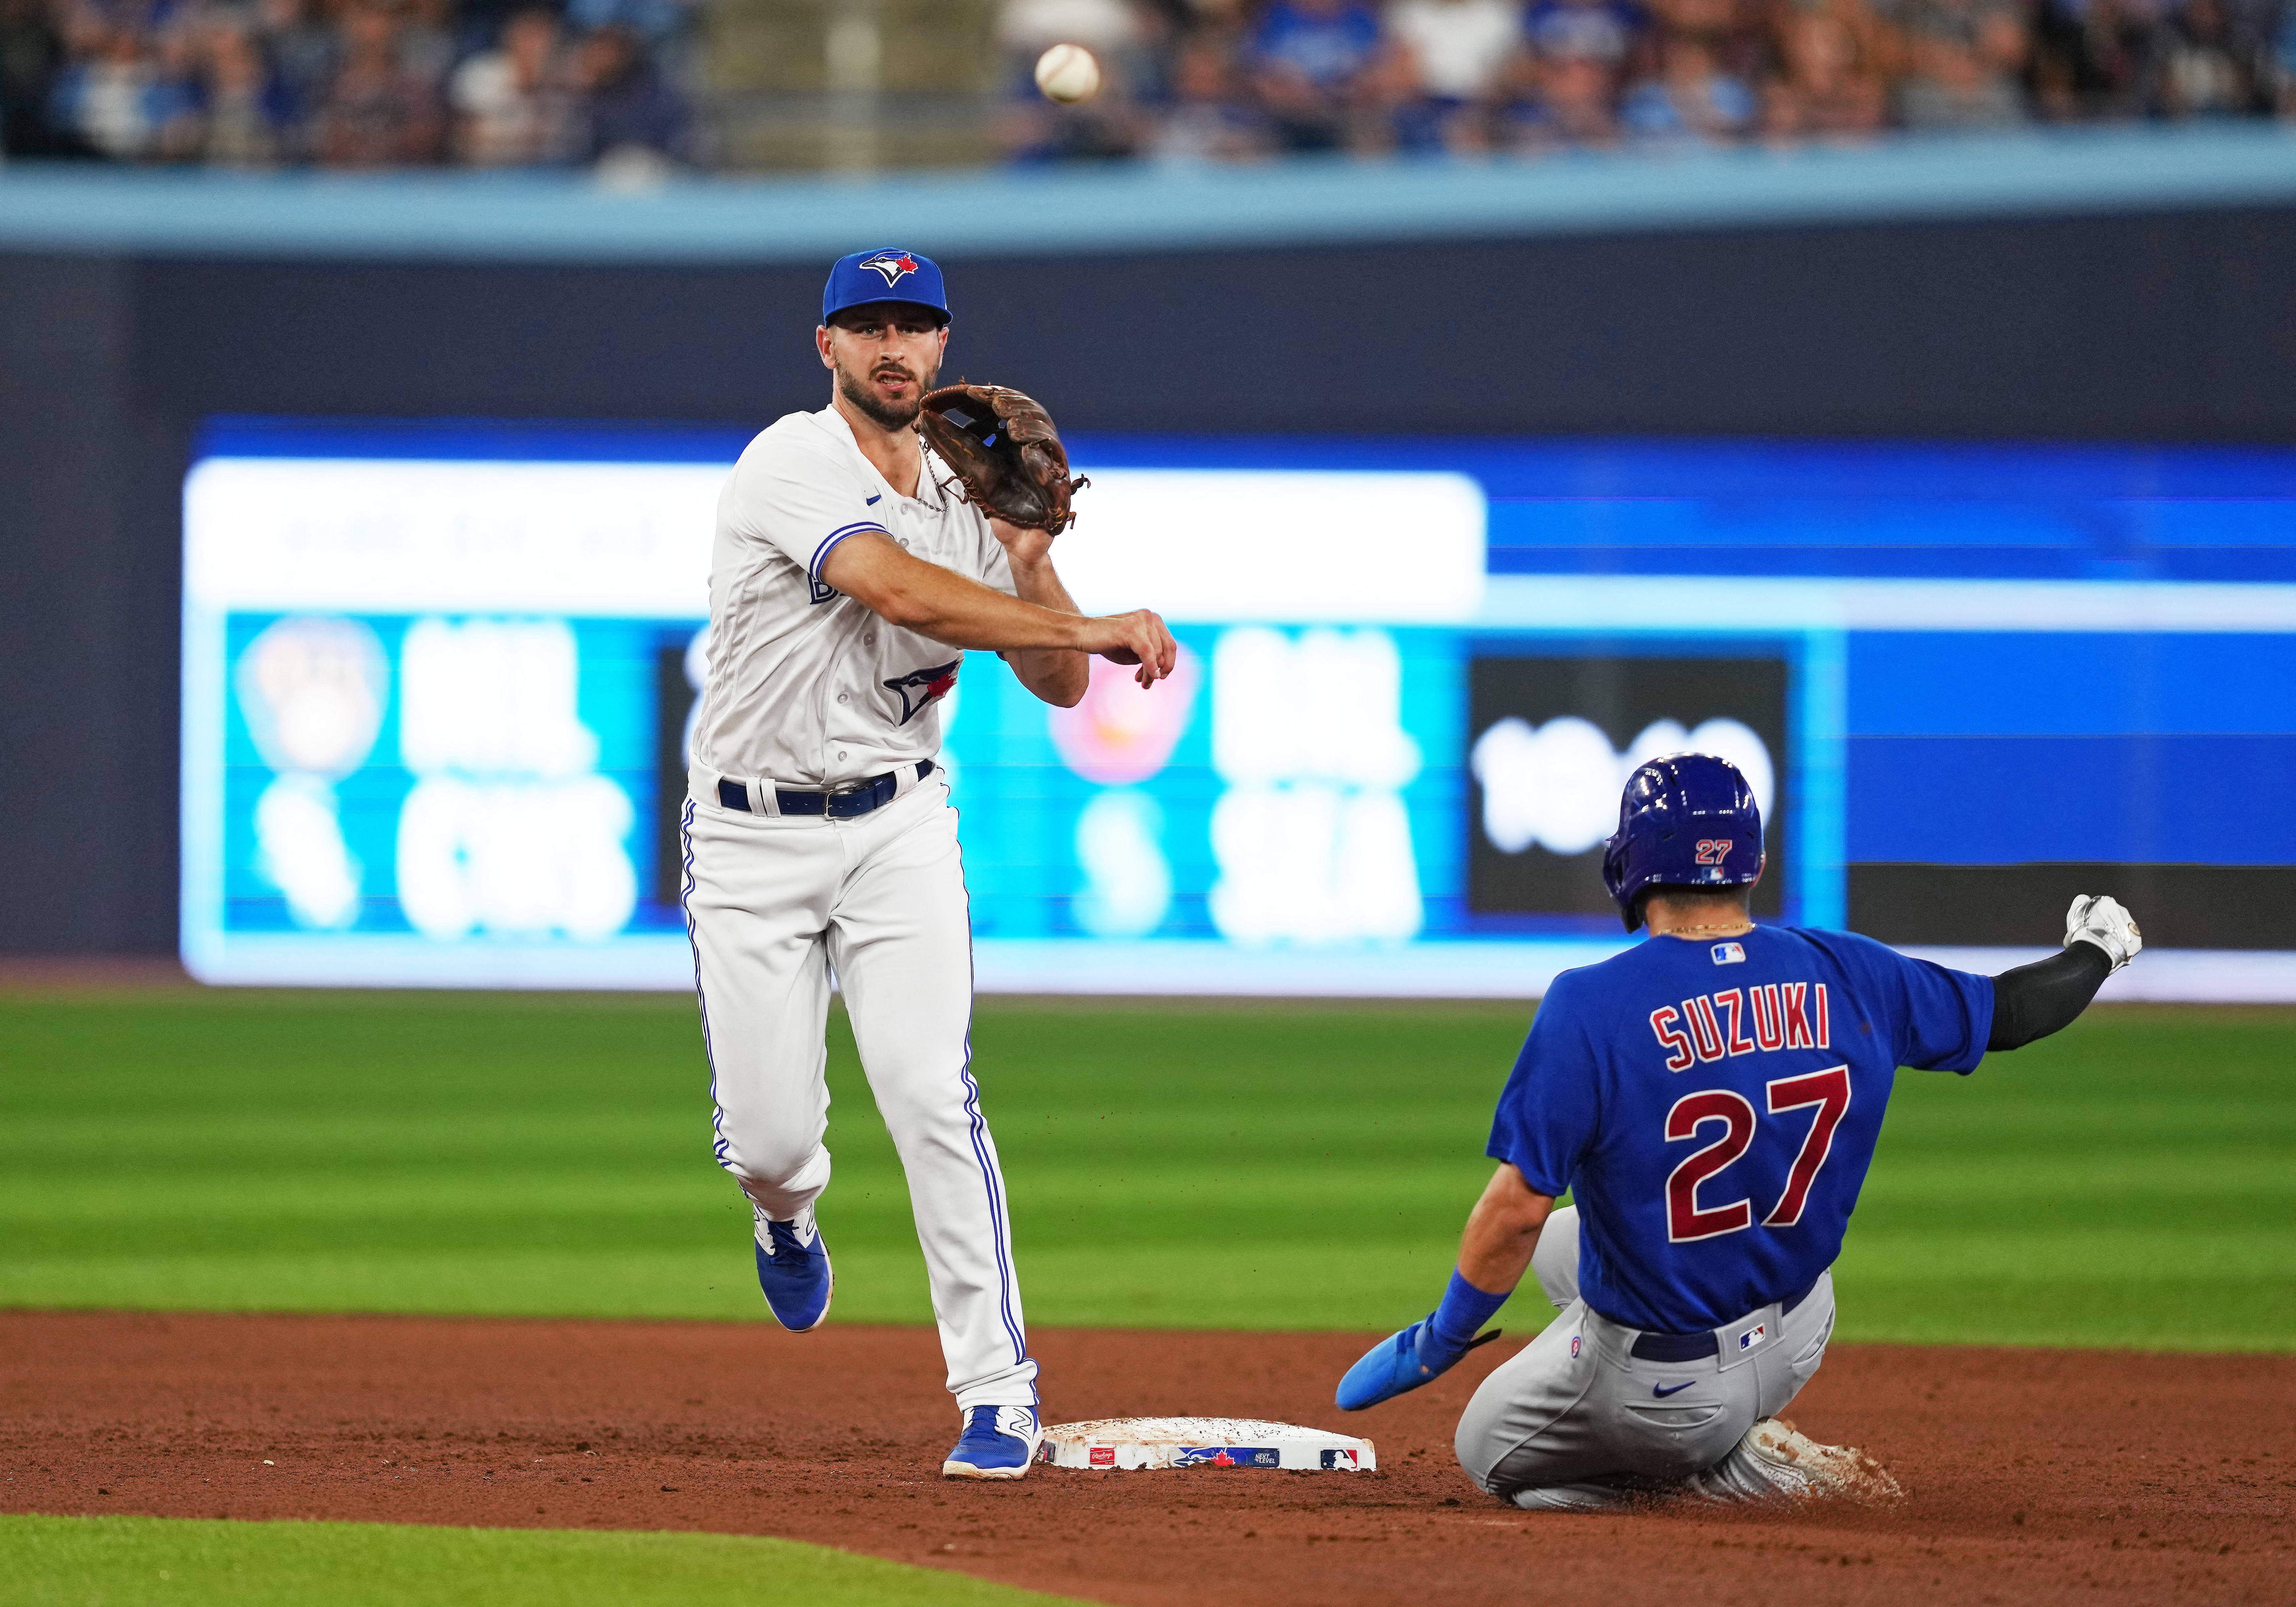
[0,990,2289,1348]
[0,1514,1084,1606]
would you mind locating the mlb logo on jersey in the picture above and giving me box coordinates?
[1739,1322,1768,1351]
[1712,941,1746,965]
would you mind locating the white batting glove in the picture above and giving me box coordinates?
[2064,894,2141,972]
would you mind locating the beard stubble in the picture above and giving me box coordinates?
[836,353,939,432]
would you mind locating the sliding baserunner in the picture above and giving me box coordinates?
[1336,752,2139,1508]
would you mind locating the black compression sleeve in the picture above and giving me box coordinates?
[1987,943,2112,1052]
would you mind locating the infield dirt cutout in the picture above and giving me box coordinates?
[2,1311,2289,1605]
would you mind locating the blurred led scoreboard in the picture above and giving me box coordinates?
[183,423,2296,999]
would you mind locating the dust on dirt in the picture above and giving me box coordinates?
[2,1311,2290,1606]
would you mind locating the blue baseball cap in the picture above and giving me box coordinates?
[822,248,950,326]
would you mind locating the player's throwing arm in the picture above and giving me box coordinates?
[1334,753,2139,1510]
[680,248,1172,1482]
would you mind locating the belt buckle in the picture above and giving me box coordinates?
[822,775,875,819]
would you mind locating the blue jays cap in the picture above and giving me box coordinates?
[822,248,950,326]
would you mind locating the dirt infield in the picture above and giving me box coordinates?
[1,1312,2289,1605]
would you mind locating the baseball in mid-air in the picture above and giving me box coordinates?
[1034,43,1101,105]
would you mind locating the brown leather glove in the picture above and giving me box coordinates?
[916,382,1088,534]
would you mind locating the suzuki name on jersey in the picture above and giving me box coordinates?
[1649,983,1832,1072]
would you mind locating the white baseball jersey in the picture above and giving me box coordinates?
[691,405,1018,788]
[680,398,1041,1418]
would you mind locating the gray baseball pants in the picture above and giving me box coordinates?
[1454,1206,1836,1509]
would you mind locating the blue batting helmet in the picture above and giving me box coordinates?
[1601,753,1765,931]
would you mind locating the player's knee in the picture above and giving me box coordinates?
[864,1076,977,1147]
[719,1139,830,1215]
[1451,1406,1512,1497]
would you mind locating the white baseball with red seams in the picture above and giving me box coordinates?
[1033,43,1101,104]
[682,404,1039,1414]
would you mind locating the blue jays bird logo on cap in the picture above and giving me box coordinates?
[859,251,920,286]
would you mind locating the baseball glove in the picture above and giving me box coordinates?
[917,383,1088,534]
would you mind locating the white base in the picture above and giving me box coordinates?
[1035,1416,1375,1472]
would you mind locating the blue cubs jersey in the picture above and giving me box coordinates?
[1487,927,1993,1335]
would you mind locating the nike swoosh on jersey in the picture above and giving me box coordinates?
[865,493,882,504]
[1652,1381,1696,1398]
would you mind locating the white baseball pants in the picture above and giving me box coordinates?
[680,772,1038,1411]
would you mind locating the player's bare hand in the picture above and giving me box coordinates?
[1078,610,1177,687]
[986,514,1057,571]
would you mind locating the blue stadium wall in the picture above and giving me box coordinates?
[4,138,2296,956]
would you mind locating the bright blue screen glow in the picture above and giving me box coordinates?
[181,422,2296,998]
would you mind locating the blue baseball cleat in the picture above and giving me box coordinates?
[941,1405,1043,1480]
[754,1212,833,1332]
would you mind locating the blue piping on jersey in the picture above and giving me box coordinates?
[959,1048,1028,1371]
[811,521,887,583]
[954,817,1034,1388]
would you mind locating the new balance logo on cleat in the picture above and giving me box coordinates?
[754,1210,833,1332]
[943,1405,1043,1481]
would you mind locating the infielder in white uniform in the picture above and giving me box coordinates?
[682,248,1175,1480]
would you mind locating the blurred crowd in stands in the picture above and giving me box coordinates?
[2,0,2292,171]
[1002,0,2296,161]
[0,0,694,166]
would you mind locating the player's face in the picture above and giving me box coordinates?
[819,305,948,430]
